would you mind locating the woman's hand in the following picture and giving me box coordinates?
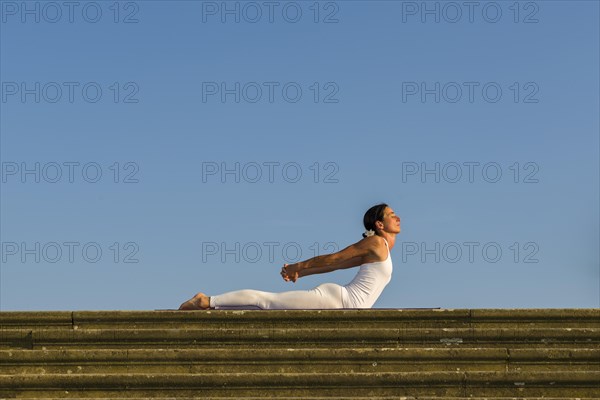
[281,263,302,283]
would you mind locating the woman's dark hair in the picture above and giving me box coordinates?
[362,203,389,238]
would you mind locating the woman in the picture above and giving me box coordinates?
[178,203,400,310]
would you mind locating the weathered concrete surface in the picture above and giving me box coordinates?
[0,309,598,399]
[1,347,598,375]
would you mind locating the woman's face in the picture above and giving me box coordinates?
[379,207,401,234]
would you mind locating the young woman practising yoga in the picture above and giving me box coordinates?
[178,203,400,310]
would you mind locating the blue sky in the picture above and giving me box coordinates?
[1,0,598,310]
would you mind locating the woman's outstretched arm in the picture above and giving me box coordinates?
[297,255,363,278]
[281,237,376,282]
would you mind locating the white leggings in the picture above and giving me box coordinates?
[209,283,345,310]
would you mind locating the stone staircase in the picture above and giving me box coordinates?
[0,308,598,399]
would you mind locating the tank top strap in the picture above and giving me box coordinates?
[382,238,390,257]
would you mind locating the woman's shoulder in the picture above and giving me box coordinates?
[361,234,387,246]
[360,235,389,262]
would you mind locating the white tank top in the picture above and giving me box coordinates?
[341,237,393,308]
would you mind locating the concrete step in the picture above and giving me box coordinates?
[1,348,598,374]
[0,371,599,397]
[2,309,599,329]
[2,398,598,400]
[1,309,597,398]
[2,328,598,349]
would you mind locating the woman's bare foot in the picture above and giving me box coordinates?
[178,292,210,310]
